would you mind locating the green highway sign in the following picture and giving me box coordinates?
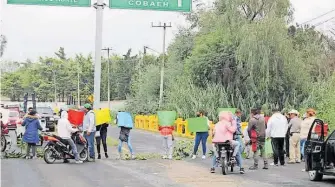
[7,0,91,7]
[110,0,192,12]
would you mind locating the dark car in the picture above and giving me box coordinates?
[305,119,335,181]
[36,106,57,132]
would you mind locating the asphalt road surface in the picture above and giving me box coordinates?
[1,106,334,187]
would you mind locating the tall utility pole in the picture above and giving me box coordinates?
[93,0,106,110]
[102,47,112,109]
[151,22,172,108]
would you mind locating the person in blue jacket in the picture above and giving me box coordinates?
[22,110,42,159]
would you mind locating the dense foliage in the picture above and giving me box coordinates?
[0,35,7,58]
[127,0,335,127]
[1,0,335,129]
[1,47,158,104]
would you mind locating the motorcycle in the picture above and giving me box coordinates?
[42,131,88,164]
[215,141,236,175]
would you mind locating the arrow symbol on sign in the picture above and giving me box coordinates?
[178,0,182,7]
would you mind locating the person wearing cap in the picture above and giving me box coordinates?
[300,108,316,161]
[82,103,96,162]
[288,109,302,164]
[266,108,288,166]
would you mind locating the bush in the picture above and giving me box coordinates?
[164,76,230,122]
[173,139,195,160]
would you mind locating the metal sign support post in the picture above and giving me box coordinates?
[93,0,106,109]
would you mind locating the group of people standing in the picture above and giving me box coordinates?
[22,104,135,163]
[266,108,316,167]
[21,104,317,173]
[166,107,317,174]
[64,104,135,162]
[158,110,247,174]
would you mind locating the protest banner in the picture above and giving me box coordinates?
[117,112,133,128]
[186,117,209,132]
[157,111,177,126]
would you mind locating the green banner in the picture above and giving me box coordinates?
[157,111,176,126]
[217,108,236,115]
[109,0,191,12]
[186,117,208,132]
[7,0,91,7]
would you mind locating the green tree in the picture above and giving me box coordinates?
[0,35,7,57]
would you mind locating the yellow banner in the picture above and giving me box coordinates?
[94,108,112,126]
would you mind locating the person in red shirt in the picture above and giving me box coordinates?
[159,125,175,160]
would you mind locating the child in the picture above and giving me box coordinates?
[159,125,175,160]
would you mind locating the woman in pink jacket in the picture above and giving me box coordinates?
[210,111,244,174]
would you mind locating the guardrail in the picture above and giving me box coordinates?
[134,115,248,141]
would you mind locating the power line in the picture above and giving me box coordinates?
[313,16,335,27]
[301,8,335,24]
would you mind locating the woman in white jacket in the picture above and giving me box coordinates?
[57,111,83,164]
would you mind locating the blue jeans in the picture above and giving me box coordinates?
[65,138,79,161]
[84,132,96,158]
[300,139,307,158]
[193,132,209,155]
[118,135,133,154]
[236,136,243,167]
[212,154,217,168]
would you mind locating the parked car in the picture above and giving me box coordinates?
[6,103,20,111]
[305,119,335,181]
[36,106,57,132]
[0,103,4,108]
[6,111,22,129]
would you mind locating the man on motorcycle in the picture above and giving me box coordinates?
[211,111,244,174]
[57,111,83,164]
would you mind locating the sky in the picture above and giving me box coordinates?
[0,0,334,62]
